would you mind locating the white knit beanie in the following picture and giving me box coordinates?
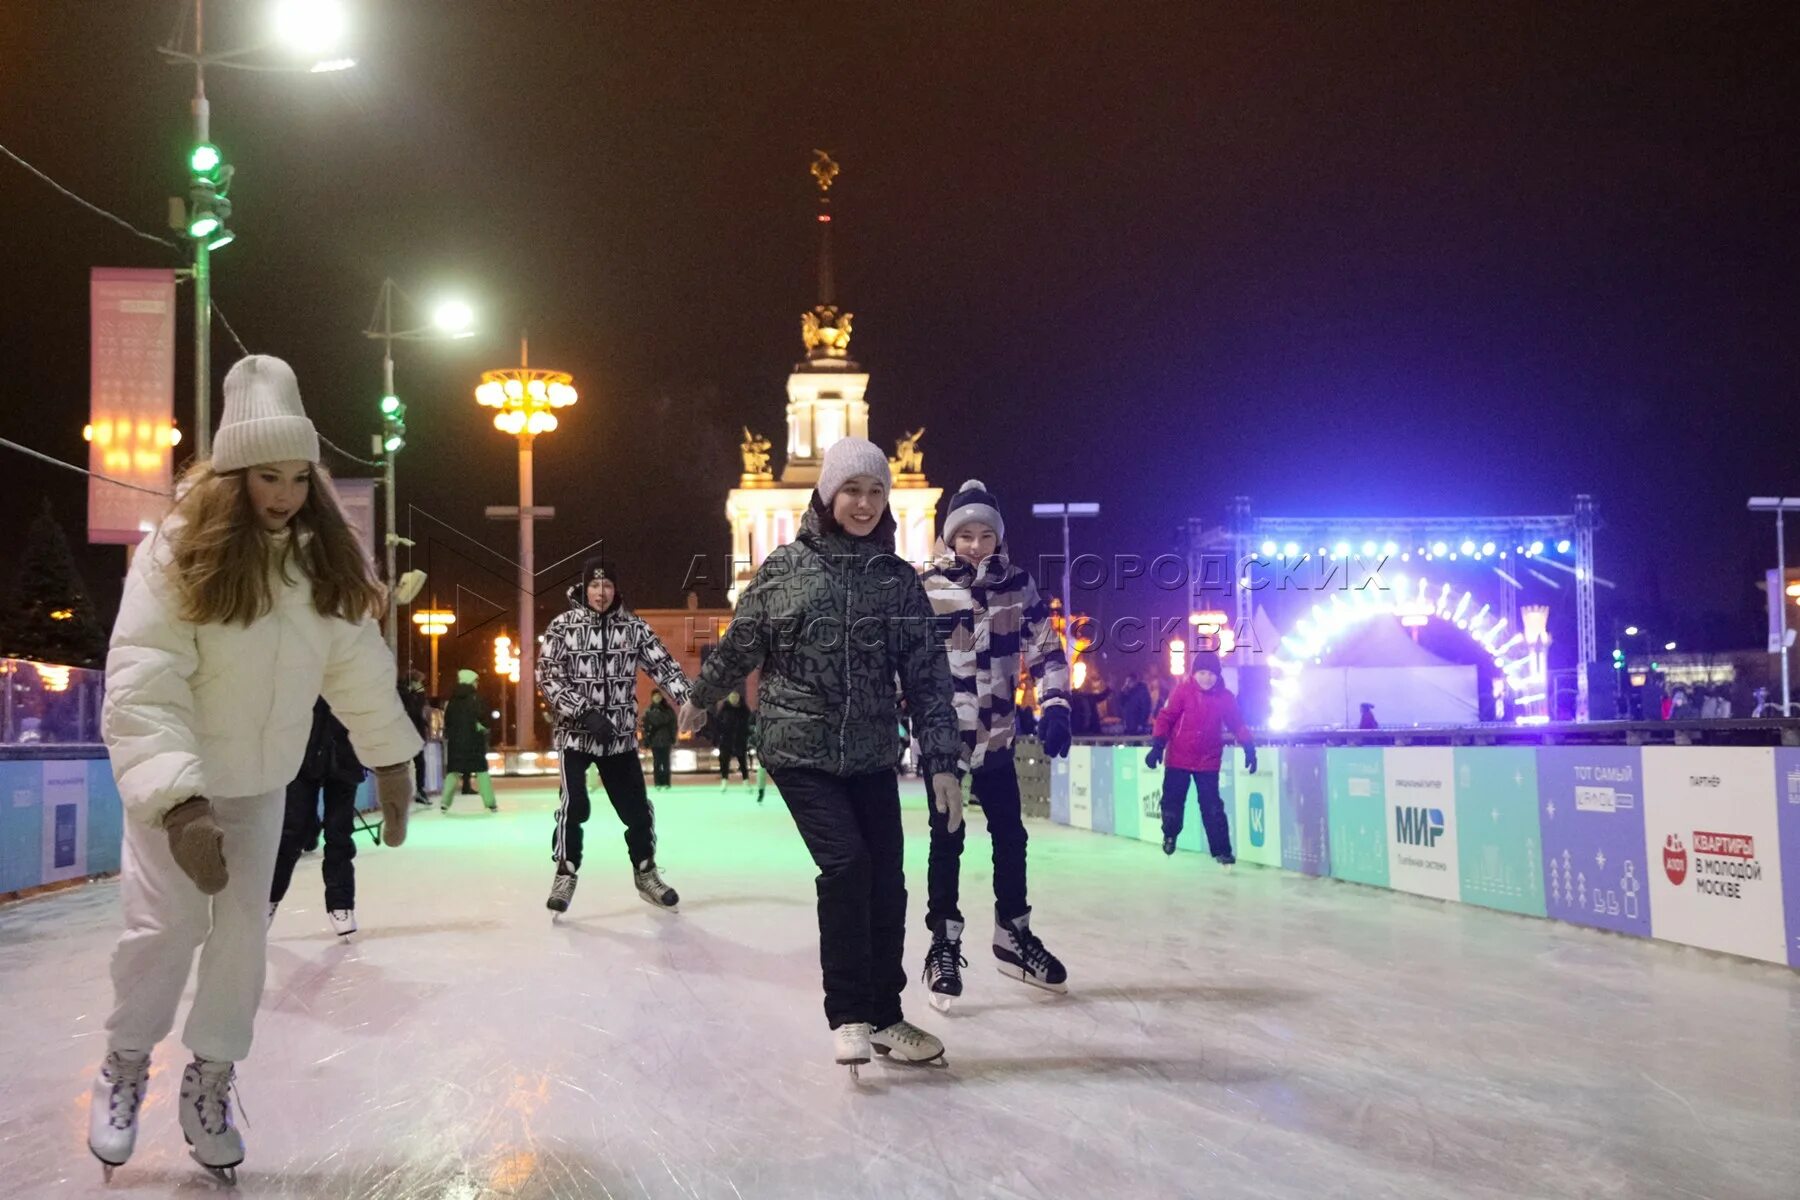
[816,436,892,505]
[943,479,1005,544]
[211,355,320,473]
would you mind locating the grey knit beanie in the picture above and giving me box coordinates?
[816,436,892,506]
[943,479,1005,544]
[212,355,320,472]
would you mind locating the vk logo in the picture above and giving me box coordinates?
[1248,792,1266,847]
[1395,806,1445,848]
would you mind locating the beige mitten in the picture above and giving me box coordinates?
[164,798,228,894]
[374,763,414,847]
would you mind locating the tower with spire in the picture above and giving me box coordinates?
[725,153,941,602]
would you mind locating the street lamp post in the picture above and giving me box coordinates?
[159,0,356,459]
[477,336,578,752]
[1748,497,1800,715]
[364,278,475,649]
[1031,502,1101,666]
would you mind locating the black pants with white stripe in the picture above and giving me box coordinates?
[552,749,656,872]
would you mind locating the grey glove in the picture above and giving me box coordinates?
[164,797,228,895]
[932,772,964,834]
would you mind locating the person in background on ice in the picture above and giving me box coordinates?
[90,355,421,1183]
[399,669,432,805]
[268,698,367,937]
[709,690,753,788]
[679,437,960,1072]
[1118,672,1152,735]
[917,481,1073,1008]
[1359,701,1379,730]
[640,691,678,790]
[1147,649,1256,865]
[441,668,494,810]
[536,557,692,915]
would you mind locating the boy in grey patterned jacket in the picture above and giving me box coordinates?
[535,557,690,915]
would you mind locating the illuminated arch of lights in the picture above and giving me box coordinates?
[1266,575,1546,730]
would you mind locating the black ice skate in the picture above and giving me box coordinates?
[546,864,578,914]
[1162,835,1177,855]
[922,917,968,1012]
[634,860,680,911]
[993,909,1068,994]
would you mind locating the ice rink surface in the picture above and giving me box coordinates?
[2,774,1797,1199]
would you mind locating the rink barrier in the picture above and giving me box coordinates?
[1051,741,1800,969]
[0,746,122,898]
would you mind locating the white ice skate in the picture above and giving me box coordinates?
[871,1019,946,1066]
[922,917,968,1012]
[328,908,358,938]
[88,1049,151,1179]
[634,860,680,911]
[994,909,1068,994]
[178,1058,245,1185]
[834,1021,873,1081]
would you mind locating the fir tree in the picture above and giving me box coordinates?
[1,500,108,668]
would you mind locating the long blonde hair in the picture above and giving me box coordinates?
[165,460,384,627]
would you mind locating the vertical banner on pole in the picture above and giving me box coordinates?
[88,268,177,544]
[1454,746,1545,916]
[333,477,379,572]
[1327,747,1389,887]
[1643,747,1787,964]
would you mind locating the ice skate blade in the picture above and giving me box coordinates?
[928,991,956,1013]
[187,1148,242,1186]
[995,964,1069,994]
[637,892,679,914]
[873,1045,948,1067]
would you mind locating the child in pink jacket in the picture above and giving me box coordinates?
[1145,650,1257,863]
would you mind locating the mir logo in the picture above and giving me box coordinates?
[1247,792,1266,848]
[1395,806,1446,848]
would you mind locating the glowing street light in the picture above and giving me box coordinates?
[271,0,350,58]
[411,609,455,694]
[480,336,578,751]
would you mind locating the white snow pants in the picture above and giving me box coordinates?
[105,789,285,1063]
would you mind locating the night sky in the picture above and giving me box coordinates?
[3,2,1798,682]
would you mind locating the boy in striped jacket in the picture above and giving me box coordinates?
[918,481,1074,1006]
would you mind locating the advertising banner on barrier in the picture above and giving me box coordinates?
[1135,758,1166,846]
[1068,746,1093,830]
[1327,746,1389,888]
[1281,745,1330,876]
[1232,748,1282,866]
[1643,747,1786,964]
[1454,747,1545,917]
[1110,747,1139,841]
[1089,745,1115,835]
[39,760,89,884]
[1050,754,1070,825]
[1775,750,1800,967]
[1537,746,1650,938]
[1384,747,1460,900]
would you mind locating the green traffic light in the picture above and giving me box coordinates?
[188,213,221,239]
[384,434,404,453]
[380,394,401,415]
[190,143,223,176]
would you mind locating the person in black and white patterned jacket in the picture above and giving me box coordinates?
[535,557,691,916]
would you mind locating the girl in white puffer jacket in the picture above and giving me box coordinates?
[87,356,422,1184]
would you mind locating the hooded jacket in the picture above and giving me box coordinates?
[535,581,691,758]
[102,520,421,826]
[1152,676,1255,773]
[690,500,958,778]
[918,542,1070,771]
[639,696,678,750]
[443,682,489,774]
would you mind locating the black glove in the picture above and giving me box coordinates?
[1038,705,1072,758]
[579,708,615,740]
[1243,746,1259,775]
[1144,737,1166,771]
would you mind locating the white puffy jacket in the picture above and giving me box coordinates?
[103,522,423,827]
